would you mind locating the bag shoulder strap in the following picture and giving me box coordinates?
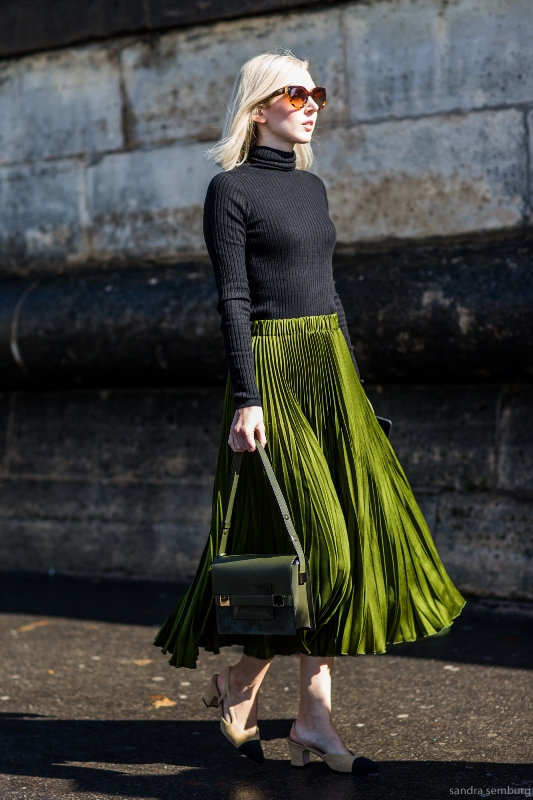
[217,439,307,576]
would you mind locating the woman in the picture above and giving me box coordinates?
[153,51,466,774]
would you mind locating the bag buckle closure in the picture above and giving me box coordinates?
[219,593,286,607]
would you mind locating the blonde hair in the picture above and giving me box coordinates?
[206,51,315,172]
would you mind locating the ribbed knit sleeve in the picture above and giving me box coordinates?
[203,173,262,410]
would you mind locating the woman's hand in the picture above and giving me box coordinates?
[228,406,267,452]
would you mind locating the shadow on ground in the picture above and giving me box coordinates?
[1,569,532,671]
[0,570,181,626]
[0,715,531,800]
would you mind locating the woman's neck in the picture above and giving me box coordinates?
[247,144,297,171]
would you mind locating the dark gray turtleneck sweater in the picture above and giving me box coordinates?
[203,144,360,409]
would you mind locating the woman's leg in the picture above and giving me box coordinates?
[216,654,273,734]
[291,654,351,755]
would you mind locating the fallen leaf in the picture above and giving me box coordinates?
[134,659,153,666]
[149,694,177,708]
[18,620,52,632]
[155,698,176,708]
[48,669,55,675]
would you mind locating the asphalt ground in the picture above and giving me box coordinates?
[0,571,531,800]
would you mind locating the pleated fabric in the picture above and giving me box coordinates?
[153,313,466,668]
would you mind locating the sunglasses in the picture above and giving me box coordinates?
[264,85,327,111]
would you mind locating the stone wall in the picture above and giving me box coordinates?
[0,0,532,599]
[0,384,531,600]
[1,0,532,270]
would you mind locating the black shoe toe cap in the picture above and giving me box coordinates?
[238,739,265,764]
[351,756,379,774]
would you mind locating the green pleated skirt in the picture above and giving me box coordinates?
[153,312,466,668]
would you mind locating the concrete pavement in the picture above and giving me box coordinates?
[0,571,531,800]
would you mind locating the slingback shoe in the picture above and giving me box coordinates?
[207,667,264,765]
[287,722,379,775]
[201,673,222,709]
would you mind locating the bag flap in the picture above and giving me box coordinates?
[212,554,295,595]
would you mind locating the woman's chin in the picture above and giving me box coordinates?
[288,132,313,145]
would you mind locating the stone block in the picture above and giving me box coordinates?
[0,61,26,165]
[316,109,527,243]
[365,385,498,491]
[7,388,224,482]
[120,9,346,147]
[0,158,86,268]
[0,394,10,477]
[334,237,533,385]
[146,0,331,30]
[434,492,533,601]
[0,0,337,60]
[22,45,123,159]
[344,0,533,122]
[0,45,122,165]
[1,239,531,388]
[528,110,533,218]
[87,142,220,257]
[0,263,223,391]
[0,0,145,60]
[411,490,439,536]
[497,387,533,494]
[0,480,212,580]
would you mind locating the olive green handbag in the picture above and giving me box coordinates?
[211,438,316,636]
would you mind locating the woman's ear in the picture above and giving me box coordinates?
[251,106,267,125]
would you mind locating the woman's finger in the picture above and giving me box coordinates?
[228,429,240,452]
[229,426,246,452]
[255,421,267,447]
[241,428,255,452]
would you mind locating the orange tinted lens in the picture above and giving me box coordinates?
[287,86,308,109]
[311,87,326,109]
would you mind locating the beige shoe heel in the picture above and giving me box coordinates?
[287,722,379,775]
[202,673,221,708]
[287,739,311,768]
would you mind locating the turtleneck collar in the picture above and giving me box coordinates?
[247,145,296,171]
